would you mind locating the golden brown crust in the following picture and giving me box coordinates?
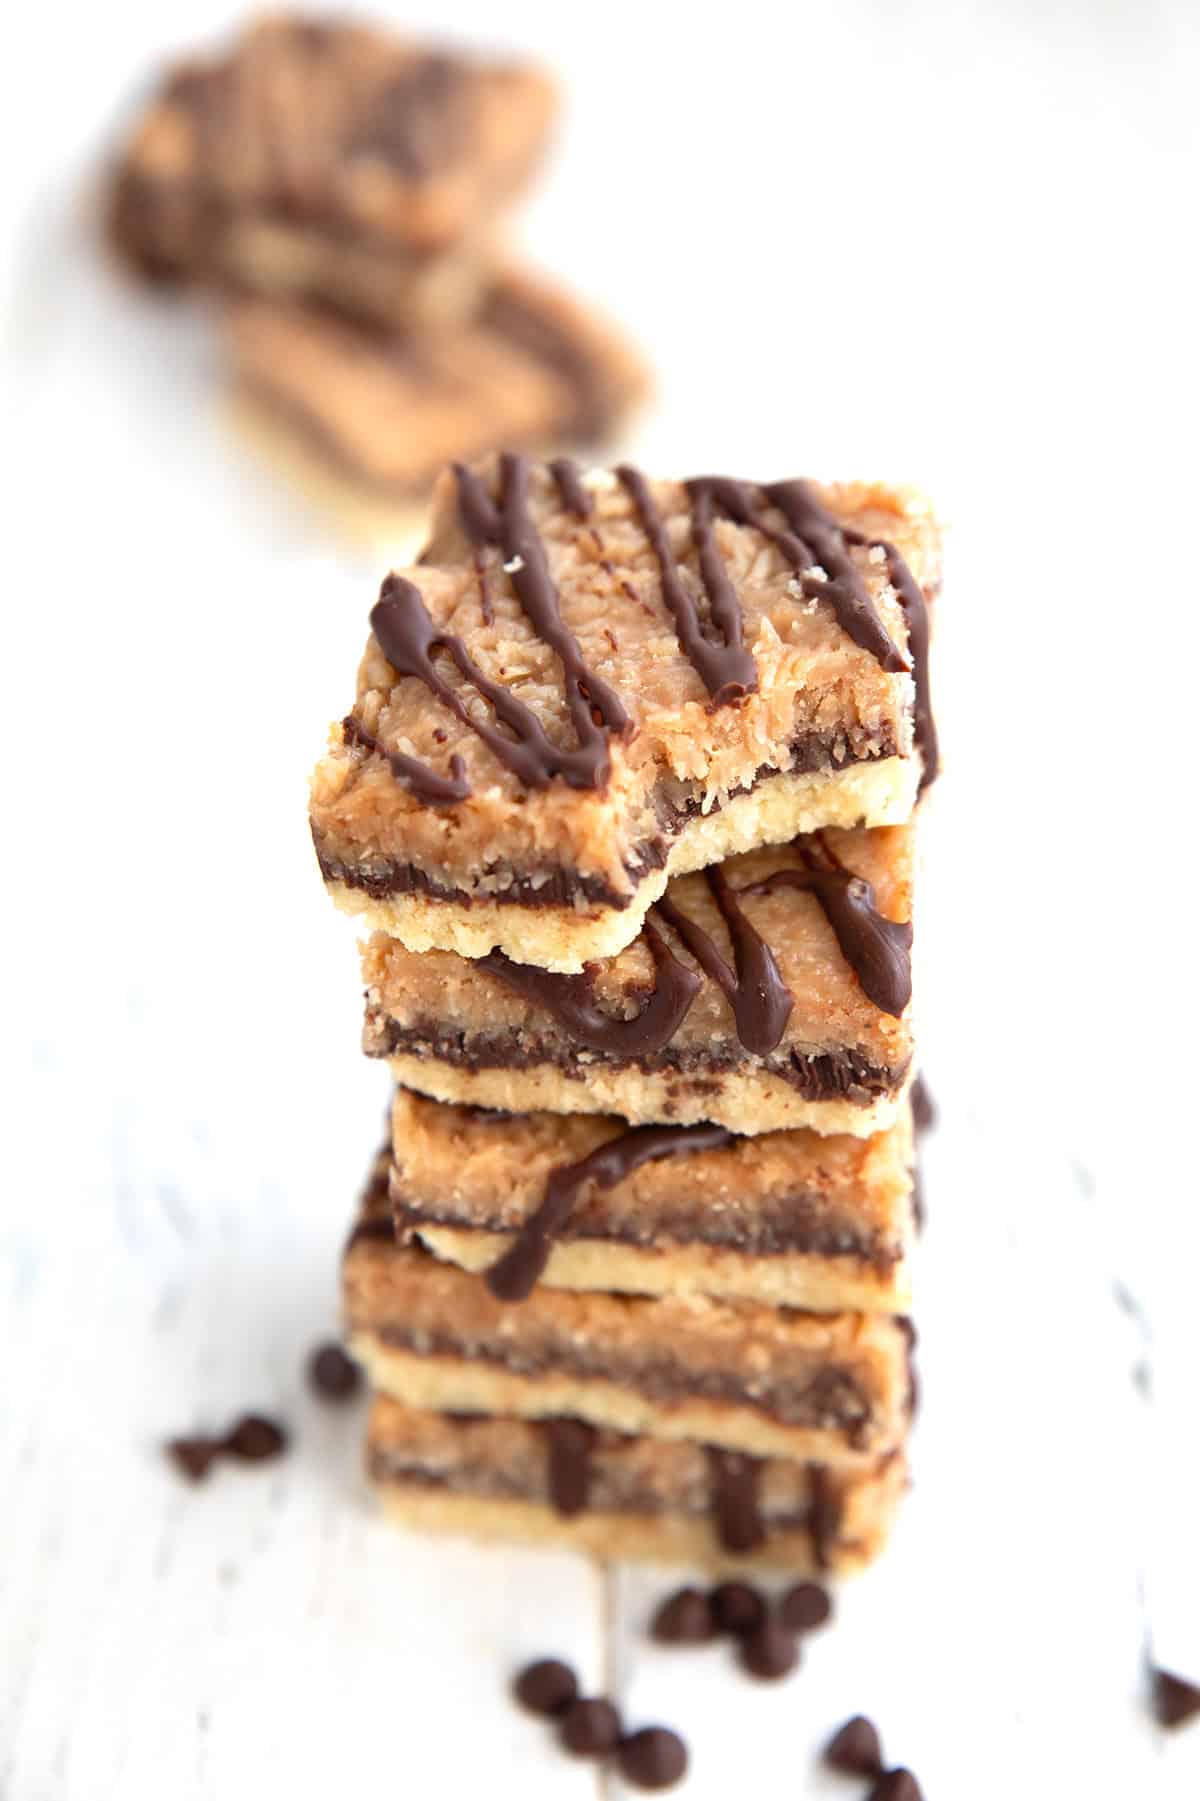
[311,458,940,966]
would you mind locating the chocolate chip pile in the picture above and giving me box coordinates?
[650,1578,833,1682]
[513,1657,688,1791]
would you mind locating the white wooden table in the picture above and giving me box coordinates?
[4,2,1200,1794]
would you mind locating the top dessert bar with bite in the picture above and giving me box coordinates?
[310,454,940,970]
[107,15,556,323]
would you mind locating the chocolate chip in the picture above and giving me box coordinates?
[650,1586,715,1645]
[618,1726,689,1790]
[738,1619,799,1681]
[308,1341,362,1401]
[513,1657,578,1718]
[868,1770,923,1801]
[710,1580,766,1637]
[1152,1667,1200,1729]
[223,1415,288,1462]
[824,1715,884,1775]
[778,1580,833,1633]
[166,1436,221,1482]
[559,1697,622,1757]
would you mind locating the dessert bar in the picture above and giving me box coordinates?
[367,1395,907,1572]
[367,824,915,1136]
[312,455,939,969]
[226,271,647,504]
[107,14,555,325]
[387,1089,916,1310]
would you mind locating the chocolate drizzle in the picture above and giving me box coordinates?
[616,465,759,704]
[548,456,593,520]
[655,872,792,1057]
[877,540,938,792]
[479,917,700,1055]
[451,454,630,786]
[742,838,912,1017]
[544,1418,595,1517]
[707,1448,766,1553]
[703,868,794,1054]
[806,1463,842,1571]
[485,1122,735,1302]
[342,712,468,806]
[761,481,908,671]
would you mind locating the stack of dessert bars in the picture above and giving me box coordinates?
[106,17,645,511]
[311,453,940,1575]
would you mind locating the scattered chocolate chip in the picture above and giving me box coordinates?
[710,1580,766,1637]
[223,1414,288,1462]
[559,1697,622,1757]
[308,1341,362,1401]
[778,1580,833,1633]
[738,1619,799,1681]
[824,1715,884,1776]
[1152,1667,1200,1729]
[513,1658,578,1718]
[165,1436,221,1483]
[618,1726,689,1790]
[911,1072,936,1133]
[651,1586,716,1645]
[868,1770,923,1801]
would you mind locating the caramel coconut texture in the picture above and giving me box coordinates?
[311,456,940,969]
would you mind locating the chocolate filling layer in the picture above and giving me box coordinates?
[393,1182,902,1269]
[372,1325,879,1445]
[371,1017,904,1107]
[317,729,899,911]
[365,1445,838,1539]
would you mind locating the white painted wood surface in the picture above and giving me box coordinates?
[4,2,1200,1793]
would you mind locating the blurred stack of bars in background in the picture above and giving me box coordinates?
[104,13,647,533]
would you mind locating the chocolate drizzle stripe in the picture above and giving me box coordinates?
[761,481,909,672]
[741,839,912,1018]
[544,1417,595,1517]
[707,1448,766,1553]
[878,540,937,791]
[451,454,629,787]
[478,917,700,1055]
[548,456,593,520]
[342,712,468,806]
[806,1463,842,1571]
[704,868,794,1055]
[478,292,615,441]
[485,1123,734,1302]
[616,465,758,704]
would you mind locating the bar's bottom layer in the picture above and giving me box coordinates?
[366,1396,908,1574]
[405,1219,909,1314]
[385,1052,903,1139]
[323,755,917,972]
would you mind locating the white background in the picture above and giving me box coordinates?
[4,1,1200,1794]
